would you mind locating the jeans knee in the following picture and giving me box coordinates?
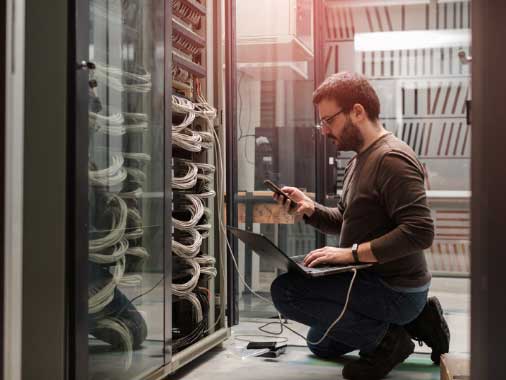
[307,327,353,359]
[307,343,336,359]
[307,328,333,359]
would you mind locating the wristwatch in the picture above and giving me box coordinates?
[351,243,360,263]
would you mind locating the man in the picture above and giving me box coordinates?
[271,72,450,380]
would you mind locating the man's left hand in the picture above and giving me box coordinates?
[303,246,353,268]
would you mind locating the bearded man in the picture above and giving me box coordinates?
[271,72,450,380]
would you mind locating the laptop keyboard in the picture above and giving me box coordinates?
[292,255,306,264]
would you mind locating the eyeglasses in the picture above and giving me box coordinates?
[317,109,344,129]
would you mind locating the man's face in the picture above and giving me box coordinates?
[317,98,364,152]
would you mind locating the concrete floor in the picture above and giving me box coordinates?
[170,277,469,380]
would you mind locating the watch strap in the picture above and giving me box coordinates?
[351,243,360,263]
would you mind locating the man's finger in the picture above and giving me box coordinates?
[304,251,325,265]
[296,203,306,215]
[308,257,326,268]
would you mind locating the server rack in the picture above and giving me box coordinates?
[69,1,230,379]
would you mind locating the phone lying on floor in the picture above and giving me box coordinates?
[264,179,298,209]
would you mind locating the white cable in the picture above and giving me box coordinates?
[173,111,196,132]
[172,129,202,152]
[124,112,149,133]
[126,246,149,260]
[89,154,128,187]
[89,112,148,135]
[123,152,151,162]
[172,228,203,258]
[89,238,129,264]
[89,112,125,125]
[125,208,144,240]
[196,130,214,149]
[126,167,147,184]
[172,194,205,230]
[172,94,195,114]
[119,274,143,287]
[95,317,133,369]
[119,186,143,199]
[89,194,128,252]
[173,159,198,189]
[196,208,212,237]
[89,257,126,314]
[94,62,152,93]
[172,258,200,296]
[175,292,203,322]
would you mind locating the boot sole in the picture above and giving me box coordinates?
[428,297,450,364]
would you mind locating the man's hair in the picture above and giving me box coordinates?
[312,72,380,121]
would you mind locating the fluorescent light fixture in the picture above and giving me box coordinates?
[327,0,429,7]
[354,29,471,52]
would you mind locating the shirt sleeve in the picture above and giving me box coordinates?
[370,152,435,263]
[304,198,344,235]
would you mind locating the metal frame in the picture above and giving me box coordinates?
[23,1,68,380]
[0,3,6,378]
[224,0,239,326]
[471,1,506,379]
[164,0,174,365]
[68,0,90,379]
[3,1,24,379]
[313,0,327,249]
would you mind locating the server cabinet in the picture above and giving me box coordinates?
[69,1,229,379]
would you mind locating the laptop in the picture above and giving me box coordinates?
[228,226,372,278]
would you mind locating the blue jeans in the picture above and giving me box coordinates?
[270,270,428,359]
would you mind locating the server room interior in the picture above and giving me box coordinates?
[11,0,506,380]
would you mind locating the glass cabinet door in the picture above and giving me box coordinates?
[86,1,165,378]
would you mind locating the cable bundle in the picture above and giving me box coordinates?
[94,317,133,369]
[173,159,198,189]
[89,154,128,188]
[89,256,126,314]
[172,194,205,230]
[172,288,209,351]
[172,228,203,258]
[171,90,220,350]
[94,62,152,93]
[172,258,200,296]
[89,195,128,252]
[89,111,149,136]
[172,128,203,152]
[195,207,211,238]
[125,208,144,240]
[89,238,129,264]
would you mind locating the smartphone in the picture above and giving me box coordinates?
[264,179,298,208]
[246,341,277,350]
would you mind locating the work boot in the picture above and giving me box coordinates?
[404,296,450,364]
[342,325,414,380]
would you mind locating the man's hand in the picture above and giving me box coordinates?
[303,246,353,268]
[272,186,315,221]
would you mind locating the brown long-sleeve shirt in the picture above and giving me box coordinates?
[305,133,434,288]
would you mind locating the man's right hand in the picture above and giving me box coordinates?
[272,186,315,221]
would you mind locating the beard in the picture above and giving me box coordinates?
[329,116,364,152]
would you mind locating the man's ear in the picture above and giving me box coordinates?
[351,103,366,121]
